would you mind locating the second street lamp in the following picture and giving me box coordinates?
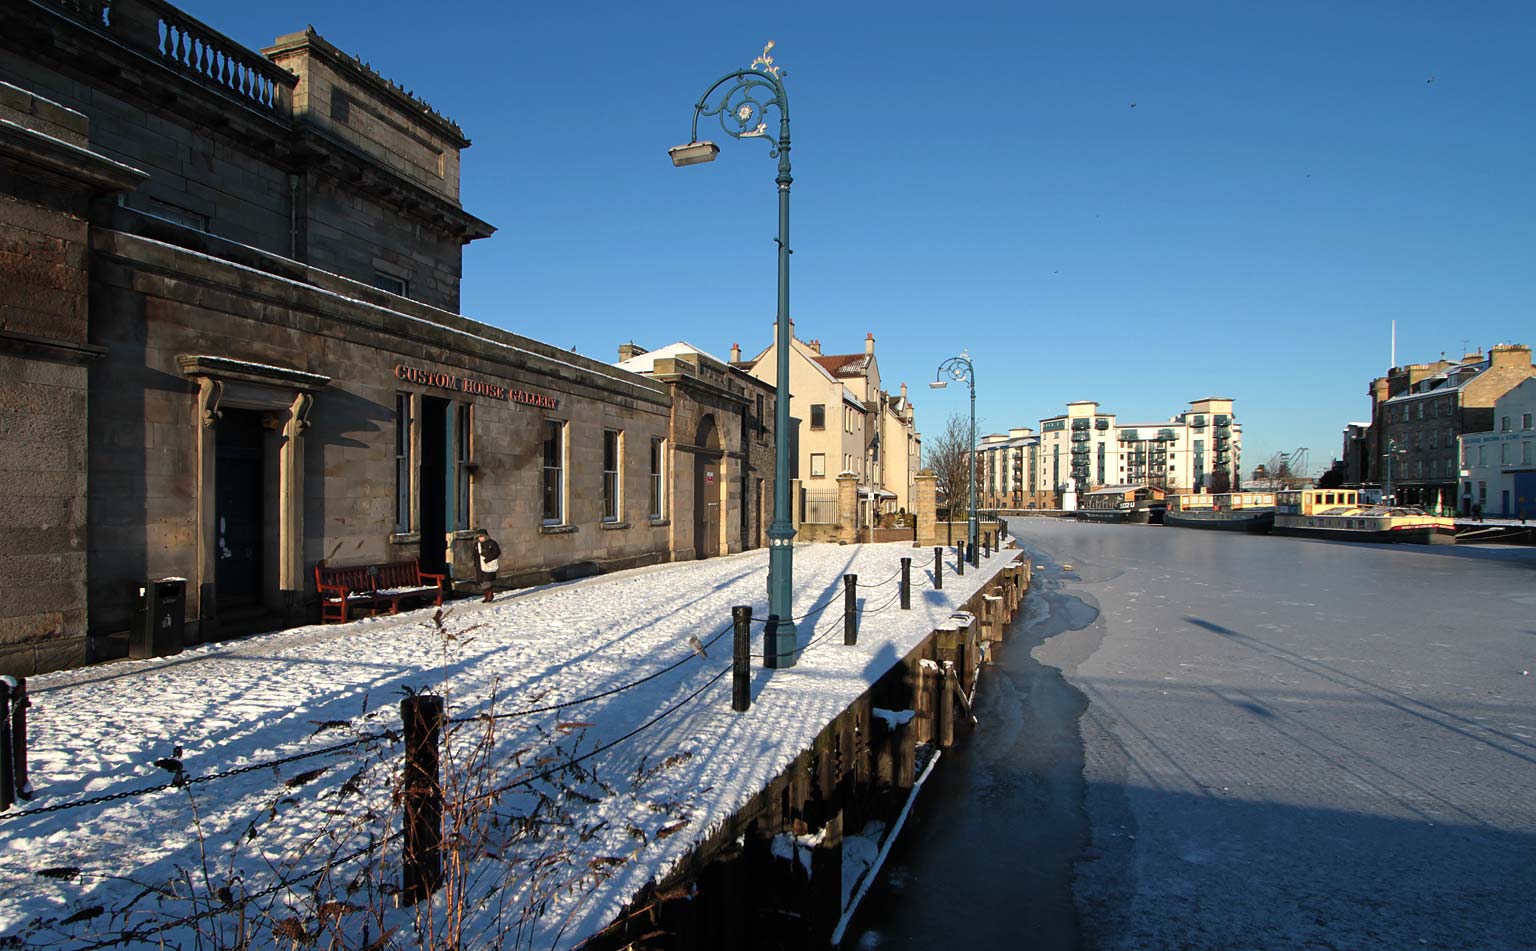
[931,351,979,563]
[670,42,798,667]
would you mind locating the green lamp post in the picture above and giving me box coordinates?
[670,42,798,667]
[931,352,978,561]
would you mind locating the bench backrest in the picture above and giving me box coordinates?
[316,560,425,592]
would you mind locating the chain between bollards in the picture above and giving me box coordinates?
[934,546,943,590]
[900,557,911,610]
[733,606,752,712]
[843,576,858,645]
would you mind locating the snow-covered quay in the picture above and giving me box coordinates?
[1,541,1014,949]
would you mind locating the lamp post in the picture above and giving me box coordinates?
[670,42,798,667]
[930,352,978,559]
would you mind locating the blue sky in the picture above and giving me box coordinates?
[209,0,1535,474]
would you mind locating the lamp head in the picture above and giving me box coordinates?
[929,381,948,390]
[669,141,720,167]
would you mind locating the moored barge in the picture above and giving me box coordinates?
[1163,491,1277,533]
[1273,488,1456,545]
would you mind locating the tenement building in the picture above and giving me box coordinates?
[1361,344,1535,509]
[733,329,920,525]
[0,0,769,676]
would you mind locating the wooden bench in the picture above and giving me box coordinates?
[315,560,447,623]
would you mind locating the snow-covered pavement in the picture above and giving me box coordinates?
[1,541,1013,949]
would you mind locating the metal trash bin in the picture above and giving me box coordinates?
[130,578,186,659]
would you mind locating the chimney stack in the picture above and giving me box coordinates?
[1489,343,1530,369]
[900,382,907,400]
[618,342,647,362]
[730,342,741,363]
[865,332,875,356]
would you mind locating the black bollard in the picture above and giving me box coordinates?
[10,678,26,800]
[969,540,978,567]
[401,694,444,905]
[934,546,944,590]
[843,576,858,645]
[0,678,11,812]
[983,533,990,559]
[956,545,965,576]
[900,557,912,610]
[733,606,752,711]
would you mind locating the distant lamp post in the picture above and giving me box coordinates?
[930,351,978,558]
[671,42,798,667]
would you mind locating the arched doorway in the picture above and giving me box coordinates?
[693,414,722,559]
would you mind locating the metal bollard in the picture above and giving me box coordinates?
[0,678,12,812]
[401,694,444,905]
[934,546,943,590]
[983,533,990,559]
[733,606,752,711]
[956,545,965,576]
[10,678,26,801]
[969,540,978,567]
[900,557,912,610]
[843,576,858,645]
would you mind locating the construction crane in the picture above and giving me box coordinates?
[1264,448,1311,485]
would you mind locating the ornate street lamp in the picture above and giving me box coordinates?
[671,42,798,667]
[930,351,978,561]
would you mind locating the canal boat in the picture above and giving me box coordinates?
[1163,491,1276,533]
[1273,488,1456,545]
[1076,485,1165,524]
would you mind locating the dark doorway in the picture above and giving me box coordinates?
[694,414,722,559]
[215,409,265,610]
[695,455,721,559]
[420,396,449,574]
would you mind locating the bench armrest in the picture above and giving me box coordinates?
[317,582,352,599]
[418,571,448,586]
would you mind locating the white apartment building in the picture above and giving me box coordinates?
[988,397,1243,506]
[976,428,1045,508]
[1458,378,1536,518]
[734,330,921,515]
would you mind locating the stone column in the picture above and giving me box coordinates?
[836,473,858,544]
[279,391,313,616]
[914,470,937,546]
[720,453,741,554]
[790,478,803,530]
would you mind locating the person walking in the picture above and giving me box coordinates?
[475,529,501,603]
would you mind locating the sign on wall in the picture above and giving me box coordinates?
[394,363,560,409]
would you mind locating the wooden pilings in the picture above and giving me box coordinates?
[580,551,1031,951]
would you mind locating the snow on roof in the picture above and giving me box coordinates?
[1382,358,1489,403]
[1086,484,1147,495]
[614,340,729,374]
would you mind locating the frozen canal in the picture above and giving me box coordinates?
[853,520,1536,951]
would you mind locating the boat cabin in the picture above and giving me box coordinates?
[1080,485,1165,512]
[1276,488,1361,516]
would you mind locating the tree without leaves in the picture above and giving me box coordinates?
[924,412,974,524]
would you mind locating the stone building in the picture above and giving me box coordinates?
[0,0,772,677]
[1362,344,1535,508]
[733,329,920,520]
[615,342,776,556]
[1457,379,1536,519]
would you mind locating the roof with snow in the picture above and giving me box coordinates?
[813,353,871,378]
[615,341,730,375]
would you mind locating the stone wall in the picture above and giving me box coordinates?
[87,230,676,640]
[0,83,113,675]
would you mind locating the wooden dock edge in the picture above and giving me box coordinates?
[579,549,1033,950]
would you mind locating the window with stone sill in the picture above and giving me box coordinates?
[602,429,621,522]
[810,404,826,430]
